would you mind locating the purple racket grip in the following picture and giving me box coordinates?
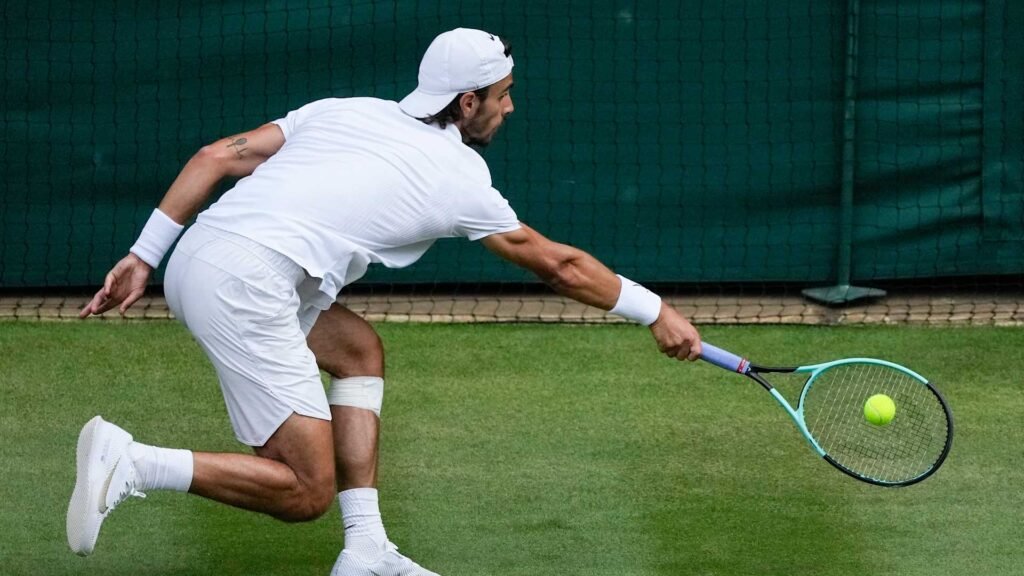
[699,343,750,374]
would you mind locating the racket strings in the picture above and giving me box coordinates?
[802,363,949,484]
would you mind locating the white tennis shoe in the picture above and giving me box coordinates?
[331,542,441,576]
[66,416,146,556]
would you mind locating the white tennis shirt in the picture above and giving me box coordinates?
[197,97,521,308]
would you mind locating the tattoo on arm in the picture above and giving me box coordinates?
[226,137,249,159]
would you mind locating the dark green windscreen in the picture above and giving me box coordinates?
[2,1,1021,288]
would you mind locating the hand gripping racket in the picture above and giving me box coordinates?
[700,343,953,487]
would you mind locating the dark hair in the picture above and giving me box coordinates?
[419,86,491,129]
[418,36,512,129]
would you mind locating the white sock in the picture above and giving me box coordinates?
[340,488,388,560]
[127,442,193,492]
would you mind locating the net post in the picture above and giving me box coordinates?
[803,0,886,306]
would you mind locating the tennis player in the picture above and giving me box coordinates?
[70,28,702,575]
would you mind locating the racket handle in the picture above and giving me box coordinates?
[699,343,750,374]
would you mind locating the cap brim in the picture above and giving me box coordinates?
[398,88,460,118]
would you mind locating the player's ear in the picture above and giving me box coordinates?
[459,91,478,119]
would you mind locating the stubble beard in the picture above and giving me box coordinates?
[464,118,503,148]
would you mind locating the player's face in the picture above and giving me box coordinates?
[462,74,514,147]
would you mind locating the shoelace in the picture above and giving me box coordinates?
[102,458,147,515]
[116,486,147,504]
[105,485,146,516]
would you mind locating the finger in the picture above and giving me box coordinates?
[684,340,700,358]
[120,289,145,314]
[102,270,116,293]
[79,296,98,318]
[675,344,692,361]
[92,290,121,315]
[687,341,703,361]
[79,290,107,318]
[93,299,119,315]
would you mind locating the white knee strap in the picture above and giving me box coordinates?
[327,377,384,418]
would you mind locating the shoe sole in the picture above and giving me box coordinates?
[67,416,106,556]
[332,549,441,576]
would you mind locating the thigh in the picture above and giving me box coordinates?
[306,303,384,378]
[169,236,330,447]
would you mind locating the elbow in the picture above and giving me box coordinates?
[194,142,231,167]
[187,143,238,179]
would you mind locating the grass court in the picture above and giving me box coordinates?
[1,321,1020,575]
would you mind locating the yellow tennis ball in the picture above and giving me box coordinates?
[864,394,896,426]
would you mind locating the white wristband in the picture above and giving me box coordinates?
[609,274,663,326]
[129,208,184,268]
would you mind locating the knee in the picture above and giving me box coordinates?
[325,330,385,378]
[277,481,336,523]
[349,330,384,374]
[310,318,385,378]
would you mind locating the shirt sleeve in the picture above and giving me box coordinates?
[270,98,335,140]
[452,185,522,241]
[270,113,296,140]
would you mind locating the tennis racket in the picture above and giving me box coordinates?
[700,343,953,487]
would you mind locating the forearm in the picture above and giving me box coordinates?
[482,227,692,352]
[130,148,231,267]
[156,153,230,224]
[544,249,621,310]
[548,246,663,326]
[483,225,661,322]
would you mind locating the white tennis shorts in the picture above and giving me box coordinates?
[164,223,328,447]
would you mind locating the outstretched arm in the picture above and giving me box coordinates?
[80,123,285,318]
[481,224,702,360]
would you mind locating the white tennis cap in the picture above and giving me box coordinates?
[399,28,514,118]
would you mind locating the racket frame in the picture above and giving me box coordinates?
[700,343,954,487]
